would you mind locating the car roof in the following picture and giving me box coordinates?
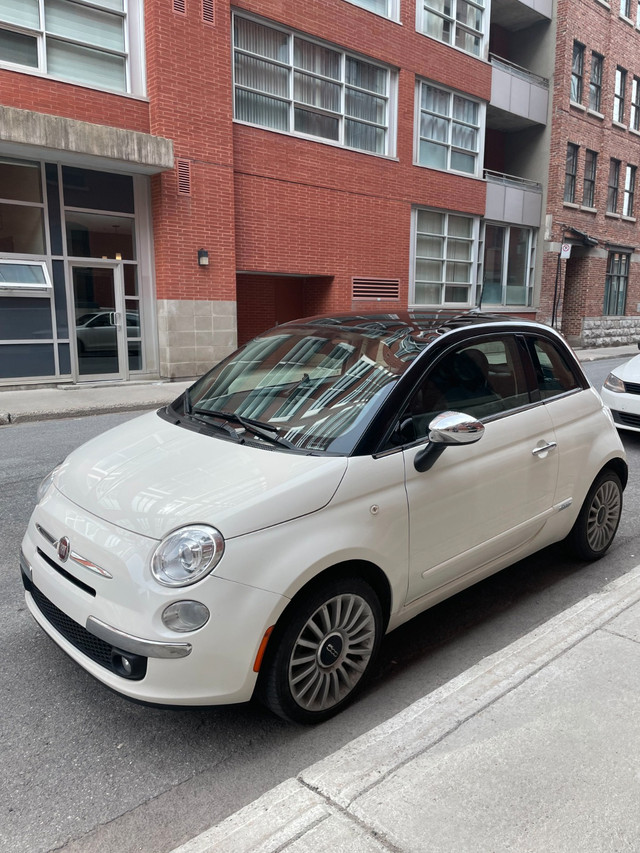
[273,310,552,351]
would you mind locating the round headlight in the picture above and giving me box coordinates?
[151,525,224,587]
[37,464,62,502]
[162,600,210,632]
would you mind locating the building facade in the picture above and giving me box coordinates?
[1,0,630,389]
[543,0,640,347]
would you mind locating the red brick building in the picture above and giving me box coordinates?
[3,0,614,388]
[542,0,640,347]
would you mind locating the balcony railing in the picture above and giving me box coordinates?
[489,55,549,89]
[484,170,543,227]
[484,170,543,193]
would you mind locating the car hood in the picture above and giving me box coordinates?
[612,352,640,382]
[54,411,348,540]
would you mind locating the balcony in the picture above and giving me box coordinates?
[488,56,549,131]
[484,171,542,227]
[491,0,551,30]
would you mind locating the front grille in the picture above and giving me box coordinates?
[624,381,640,396]
[36,548,96,597]
[612,409,640,428]
[22,572,147,680]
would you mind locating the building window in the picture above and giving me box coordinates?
[608,159,621,212]
[621,0,632,16]
[345,0,399,19]
[412,208,477,305]
[482,224,533,306]
[416,81,481,175]
[233,15,393,156]
[604,252,629,315]
[583,150,597,208]
[0,0,144,95]
[623,165,636,216]
[419,0,484,58]
[564,144,579,203]
[571,42,584,103]
[614,67,627,123]
[631,77,640,130]
[0,260,51,290]
[589,53,603,112]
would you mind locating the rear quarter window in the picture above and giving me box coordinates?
[527,337,582,399]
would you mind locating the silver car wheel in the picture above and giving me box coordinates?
[586,479,622,552]
[288,593,376,713]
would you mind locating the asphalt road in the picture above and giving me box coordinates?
[2,358,639,853]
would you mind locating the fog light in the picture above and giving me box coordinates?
[162,601,210,633]
[120,656,133,676]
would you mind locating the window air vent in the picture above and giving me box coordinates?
[352,277,400,301]
[177,159,191,195]
[202,0,214,23]
[173,0,186,14]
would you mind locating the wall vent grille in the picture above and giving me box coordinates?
[173,0,186,14]
[202,0,214,23]
[352,277,400,301]
[177,159,191,195]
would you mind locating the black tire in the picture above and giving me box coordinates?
[567,470,623,561]
[259,577,383,724]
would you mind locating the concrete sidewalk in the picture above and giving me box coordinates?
[172,562,640,853]
[0,342,637,426]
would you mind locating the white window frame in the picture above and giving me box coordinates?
[479,222,535,308]
[343,0,400,21]
[232,12,397,158]
[0,0,146,96]
[410,207,480,307]
[417,0,487,59]
[0,259,52,291]
[414,79,484,177]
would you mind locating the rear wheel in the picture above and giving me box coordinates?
[259,577,383,724]
[567,470,623,561]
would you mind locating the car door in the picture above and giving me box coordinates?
[400,333,559,605]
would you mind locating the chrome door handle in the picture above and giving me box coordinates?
[532,441,557,456]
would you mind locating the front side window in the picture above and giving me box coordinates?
[417,81,481,175]
[623,165,636,216]
[482,224,533,306]
[419,0,485,57]
[412,208,477,305]
[0,0,142,94]
[233,15,393,156]
[571,42,584,103]
[564,143,578,203]
[604,252,629,315]
[401,336,530,439]
[589,53,603,112]
[583,149,597,208]
[608,159,621,212]
[614,66,627,123]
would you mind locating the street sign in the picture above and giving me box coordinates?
[561,243,572,259]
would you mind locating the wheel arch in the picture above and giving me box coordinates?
[256,559,392,677]
[600,456,628,491]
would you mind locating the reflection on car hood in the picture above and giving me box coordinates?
[54,411,348,540]
[613,353,640,382]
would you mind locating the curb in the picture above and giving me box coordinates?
[170,561,640,853]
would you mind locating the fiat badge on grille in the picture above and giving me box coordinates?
[57,536,71,562]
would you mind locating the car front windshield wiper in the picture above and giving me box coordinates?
[183,408,242,441]
[192,408,296,449]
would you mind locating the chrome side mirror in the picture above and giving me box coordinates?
[414,411,485,473]
[428,411,485,445]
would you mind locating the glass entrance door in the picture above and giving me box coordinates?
[72,264,128,379]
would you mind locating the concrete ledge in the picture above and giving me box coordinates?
[0,105,174,174]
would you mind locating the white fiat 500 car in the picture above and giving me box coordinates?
[21,312,627,723]
[601,343,640,432]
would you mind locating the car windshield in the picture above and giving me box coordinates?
[186,318,434,453]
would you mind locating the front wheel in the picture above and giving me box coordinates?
[567,470,623,561]
[259,577,383,724]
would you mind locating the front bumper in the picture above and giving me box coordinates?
[601,387,640,432]
[20,491,288,706]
